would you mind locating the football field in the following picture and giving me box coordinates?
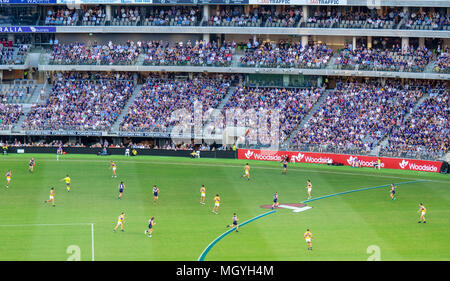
[0,154,449,261]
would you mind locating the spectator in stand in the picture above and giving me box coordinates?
[290,81,427,154]
[381,86,449,159]
[143,40,234,67]
[240,40,332,69]
[22,77,134,131]
[0,104,22,130]
[335,44,433,72]
[220,86,324,145]
[44,7,79,25]
[434,47,449,73]
[402,10,449,30]
[120,76,230,132]
[81,6,106,25]
[208,6,302,27]
[144,6,200,26]
[0,43,30,65]
[112,6,141,26]
[49,41,141,65]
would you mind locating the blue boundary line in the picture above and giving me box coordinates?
[198,210,276,261]
[198,179,427,261]
[301,180,428,204]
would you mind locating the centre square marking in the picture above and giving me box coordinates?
[261,203,312,212]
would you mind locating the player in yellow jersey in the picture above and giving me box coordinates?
[5,170,11,189]
[61,175,71,192]
[306,179,312,200]
[418,203,427,223]
[113,212,125,232]
[200,185,206,205]
[304,229,313,250]
[110,161,117,178]
[44,187,55,207]
[212,194,220,214]
[240,163,250,180]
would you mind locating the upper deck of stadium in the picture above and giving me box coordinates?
[0,0,448,38]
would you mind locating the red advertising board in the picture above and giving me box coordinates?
[238,149,443,173]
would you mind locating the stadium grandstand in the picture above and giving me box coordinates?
[0,0,448,162]
[1,0,450,266]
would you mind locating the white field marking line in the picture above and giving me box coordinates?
[0,223,94,227]
[4,157,444,183]
[91,223,95,261]
[0,222,95,261]
[278,205,312,213]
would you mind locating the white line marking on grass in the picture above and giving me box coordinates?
[0,223,94,227]
[91,223,95,261]
[278,205,312,213]
[0,223,95,261]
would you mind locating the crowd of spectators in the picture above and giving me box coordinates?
[112,6,141,26]
[120,76,231,133]
[22,78,134,131]
[221,86,323,146]
[304,7,401,29]
[240,40,333,69]
[301,7,449,30]
[54,71,136,81]
[143,40,234,67]
[401,10,450,30]
[49,41,141,65]
[0,104,22,130]
[14,5,449,30]
[0,42,30,65]
[81,6,106,26]
[207,6,302,28]
[44,7,79,26]
[380,87,449,160]
[143,6,200,26]
[335,44,433,72]
[290,81,426,154]
[434,48,449,73]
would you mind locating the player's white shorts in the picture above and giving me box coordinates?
[307,188,312,192]
[49,195,54,200]
[305,238,311,243]
[117,221,123,225]
[421,212,426,215]
[245,170,249,175]
[201,193,205,198]
[215,203,220,207]
[112,168,116,172]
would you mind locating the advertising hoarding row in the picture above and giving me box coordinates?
[238,149,444,173]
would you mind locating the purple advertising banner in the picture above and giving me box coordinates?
[0,26,56,33]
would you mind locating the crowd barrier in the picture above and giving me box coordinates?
[238,149,447,173]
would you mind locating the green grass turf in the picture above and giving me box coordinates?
[0,154,448,261]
